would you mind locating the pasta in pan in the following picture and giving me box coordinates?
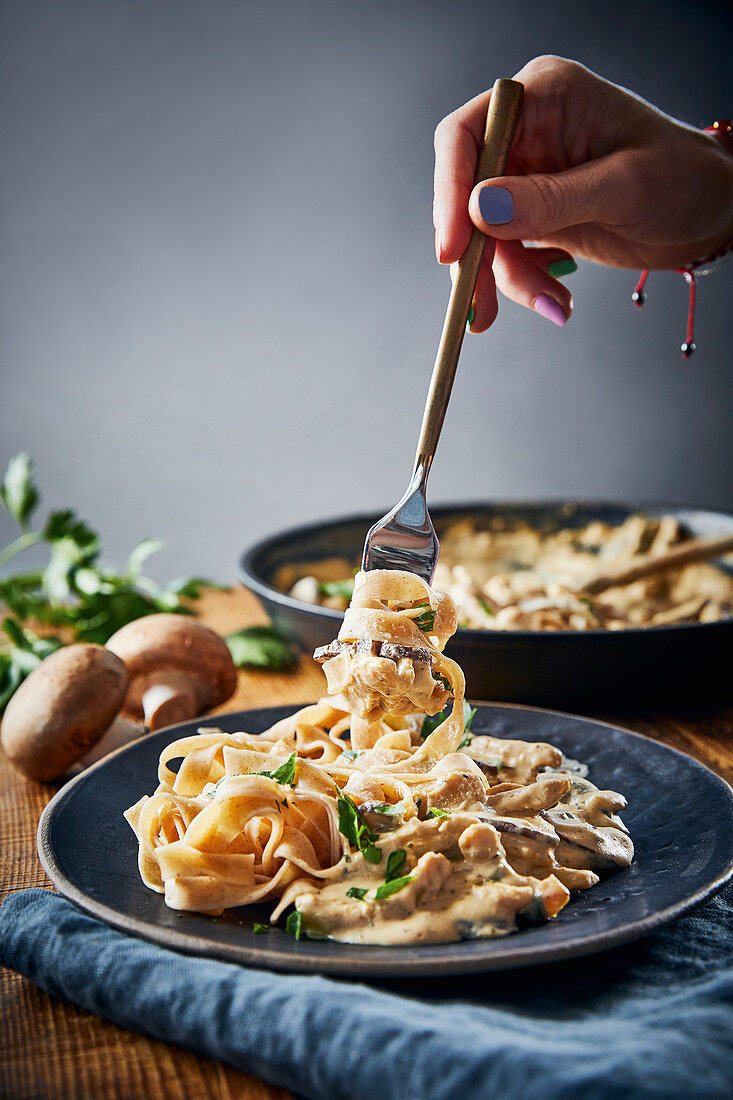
[125,569,633,944]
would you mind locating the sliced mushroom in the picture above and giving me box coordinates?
[0,644,144,781]
[544,807,634,868]
[107,614,237,731]
[485,774,571,816]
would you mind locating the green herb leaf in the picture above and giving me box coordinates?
[285,910,303,940]
[126,538,164,580]
[43,509,99,551]
[252,923,270,934]
[1,454,39,529]
[336,794,382,863]
[226,625,298,671]
[413,606,436,632]
[0,619,63,713]
[374,874,415,900]
[478,597,495,616]
[385,849,407,881]
[421,697,475,740]
[522,894,547,922]
[426,807,450,819]
[371,802,403,817]
[338,749,360,762]
[318,579,354,600]
[346,887,368,901]
[166,575,228,599]
[256,752,297,788]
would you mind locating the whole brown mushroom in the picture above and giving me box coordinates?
[1,644,145,781]
[106,614,237,730]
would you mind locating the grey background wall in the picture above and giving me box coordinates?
[1,0,731,582]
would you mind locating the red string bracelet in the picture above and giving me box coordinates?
[632,119,733,359]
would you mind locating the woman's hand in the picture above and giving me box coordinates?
[433,56,733,330]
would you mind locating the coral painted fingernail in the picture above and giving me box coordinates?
[548,259,577,277]
[477,186,514,225]
[534,294,567,327]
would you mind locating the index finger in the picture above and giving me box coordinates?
[433,88,492,264]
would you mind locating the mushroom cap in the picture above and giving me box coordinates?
[106,613,237,715]
[1,643,129,781]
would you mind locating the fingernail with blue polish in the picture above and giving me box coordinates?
[478,186,514,225]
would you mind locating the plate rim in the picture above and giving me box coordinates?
[37,702,733,978]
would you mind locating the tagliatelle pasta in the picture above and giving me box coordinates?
[125,569,633,944]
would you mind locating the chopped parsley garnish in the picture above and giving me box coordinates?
[421,698,476,740]
[338,749,360,762]
[374,875,415,900]
[385,849,407,882]
[285,910,303,940]
[372,802,404,816]
[205,776,228,799]
[252,923,270,934]
[522,894,547,922]
[255,752,297,787]
[426,807,450,819]
[413,604,436,632]
[478,597,495,616]
[346,887,368,901]
[319,579,355,600]
[337,794,383,864]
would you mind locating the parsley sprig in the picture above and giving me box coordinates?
[0,453,224,711]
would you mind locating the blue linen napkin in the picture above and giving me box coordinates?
[1,886,732,1100]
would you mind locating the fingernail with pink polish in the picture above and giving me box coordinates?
[534,294,567,327]
[435,227,442,262]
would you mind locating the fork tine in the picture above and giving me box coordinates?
[362,465,439,582]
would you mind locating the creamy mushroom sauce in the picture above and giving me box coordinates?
[126,569,633,945]
[278,514,733,630]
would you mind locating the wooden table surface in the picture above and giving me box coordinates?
[2,586,732,1099]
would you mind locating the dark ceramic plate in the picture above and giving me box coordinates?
[38,704,733,978]
[239,500,733,707]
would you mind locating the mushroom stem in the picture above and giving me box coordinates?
[79,715,147,768]
[138,670,199,730]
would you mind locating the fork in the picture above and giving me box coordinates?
[362,78,524,582]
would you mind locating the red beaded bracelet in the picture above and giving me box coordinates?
[631,119,733,359]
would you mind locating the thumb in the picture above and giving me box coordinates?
[469,157,631,240]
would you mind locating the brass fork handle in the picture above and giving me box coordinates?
[414,77,524,467]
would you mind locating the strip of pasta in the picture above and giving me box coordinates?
[125,569,633,944]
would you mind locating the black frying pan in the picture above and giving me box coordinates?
[239,501,733,708]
